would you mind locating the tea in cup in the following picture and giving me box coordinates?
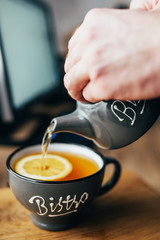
[7,143,121,231]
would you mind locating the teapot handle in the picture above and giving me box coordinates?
[98,157,121,196]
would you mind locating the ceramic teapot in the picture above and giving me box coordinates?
[50,99,160,149]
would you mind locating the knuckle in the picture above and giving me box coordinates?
[85,28,95,42]
[84,45,101,67]
[63,74,72,90]
[88,60,102,81]
[82,89,96,103]
[68,89,75,97]
[91,46,102,59]
[68,89,82,101]
[90,69,101,81]
[81,25,97,45]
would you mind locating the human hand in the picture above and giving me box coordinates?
[64,5,160,103]
[130,0,160,10]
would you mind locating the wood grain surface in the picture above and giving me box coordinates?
[1,171,160,240]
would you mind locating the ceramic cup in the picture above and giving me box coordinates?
[6,143,121,231]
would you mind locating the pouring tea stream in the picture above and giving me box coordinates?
[45,99,160,150]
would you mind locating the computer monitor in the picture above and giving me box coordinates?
[0,0,64,125]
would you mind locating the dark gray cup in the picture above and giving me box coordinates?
[7,143,121,231]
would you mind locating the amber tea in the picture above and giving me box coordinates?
[14,123,99,181]
[50,151,99,181]
[14,151,99,181]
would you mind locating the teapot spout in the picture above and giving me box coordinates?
[50,110,94,140]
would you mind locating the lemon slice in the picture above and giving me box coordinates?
[14,153,72,181]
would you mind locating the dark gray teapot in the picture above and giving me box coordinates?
[50,99,160,149]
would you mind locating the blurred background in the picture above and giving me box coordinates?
[0,0,160,194]
[0,0,130,144]
[43,0,130,54]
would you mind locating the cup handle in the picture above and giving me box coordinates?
[98,157,121,196]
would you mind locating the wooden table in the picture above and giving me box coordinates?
[1,171,160,240]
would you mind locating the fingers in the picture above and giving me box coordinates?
[65,24,88,73]
[68,25,82,50]
[64,43,81,73]
[130,0,160,10]
[129,0,147,9]
[64,60,89,102]
[82,82,101,103]
[64,24,90,102]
